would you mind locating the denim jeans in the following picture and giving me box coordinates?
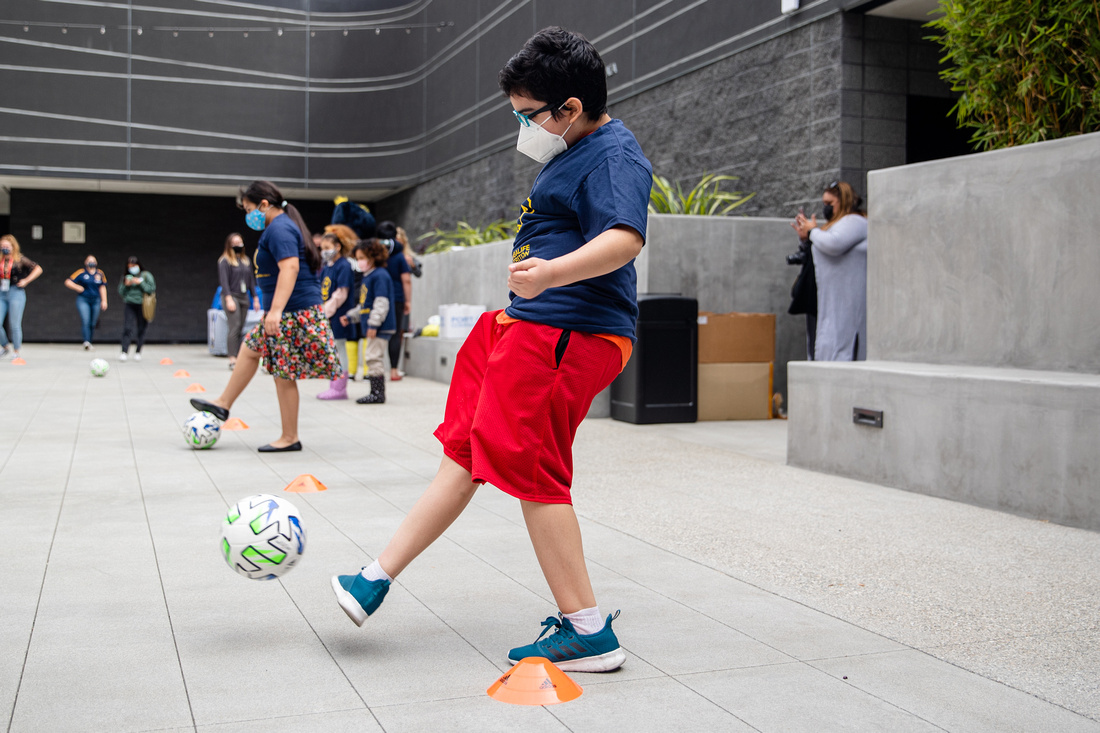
[76,297,101,343]
[0,286,27,350]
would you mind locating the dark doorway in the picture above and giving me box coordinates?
[906,95,977,164]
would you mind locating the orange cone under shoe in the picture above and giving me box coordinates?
[221,417,249,430]
[11,358,26,365]
[487,657,583,706]
[173,369,190,377]
[184,383,206,393]
[284,474,328,493]
[160,357,173,365]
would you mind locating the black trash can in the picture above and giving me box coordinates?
[610,294,698,424]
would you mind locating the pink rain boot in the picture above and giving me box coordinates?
[317,374,348,400]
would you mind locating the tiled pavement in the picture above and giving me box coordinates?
[2,345,1098,732]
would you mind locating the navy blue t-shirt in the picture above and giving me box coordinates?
[385,242,411,304]
[254,214,322,312]
[505,119,652,341]
[68,268,107,302]
[320,256,355,338]
[360,267,396,334]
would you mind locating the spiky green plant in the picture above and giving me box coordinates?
[417,218,518,255]
[648,173,755,216]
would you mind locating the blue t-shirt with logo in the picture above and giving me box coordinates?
[360,267,396,335]
[69,268,107,302]
[320,256,355,338]
[254,214,322,312]
[505,119,652,341]
[385,242,411,304]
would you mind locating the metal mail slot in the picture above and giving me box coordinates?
[853,407,884,428]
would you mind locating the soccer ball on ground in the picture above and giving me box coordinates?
[221,494,306,580]
[183,411,221,449]
[89,358,110,377]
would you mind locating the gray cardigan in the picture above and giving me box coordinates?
[810,214,868,361]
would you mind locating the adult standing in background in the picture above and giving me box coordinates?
[218,232,260,370]
[376,220,411,381]
[64,255,108,350]
[0,234,43,360]
[793,181,868,361]
[190,180,342,452]
[117,256,157,362]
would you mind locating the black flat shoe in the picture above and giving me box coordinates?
[190,398,229,422]
[257,441,302,453]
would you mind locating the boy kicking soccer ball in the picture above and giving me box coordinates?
[332,26,652,673]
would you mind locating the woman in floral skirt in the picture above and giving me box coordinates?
[191,180,342,452]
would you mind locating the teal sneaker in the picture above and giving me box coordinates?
[331,571,390,627]
[508,611,625,672]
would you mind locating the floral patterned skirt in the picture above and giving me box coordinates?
[244,305,343,381]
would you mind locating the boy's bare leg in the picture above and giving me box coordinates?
[521,500,597,615]
[211,344,260,409]
[377,455,479,578]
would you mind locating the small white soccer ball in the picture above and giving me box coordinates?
[183,411,221,449]
[89,358,110,377]
[220,494,306,580]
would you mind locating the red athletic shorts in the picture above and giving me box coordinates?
[433,310,623,504]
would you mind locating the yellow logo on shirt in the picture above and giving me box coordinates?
[517,197,533,234]
[512,244,529,263]
[321,275,332,300]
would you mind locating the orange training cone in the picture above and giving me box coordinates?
[160,357,173,365]
[11,358,26,365]
[184,383,206,393]
[284,474,328,493]
[221,417,249,430]
[487,657,583,706]
[173,369,190,378]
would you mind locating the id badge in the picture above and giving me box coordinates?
[0,279,9,292]
[241,281,247,294]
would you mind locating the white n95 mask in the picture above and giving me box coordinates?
[517,117,573,164]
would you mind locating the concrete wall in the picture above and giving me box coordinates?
[406,214,806,399]
[867,131,1100,373]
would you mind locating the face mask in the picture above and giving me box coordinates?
[516,107,573,164]
[232,242,244,249]
[822,204,835,221]
[129,266,140,275]
[1,248,11,255]
[86,263,97,270]
[245,207,266,232]
[321,248,336,264]
[357,259,370,272]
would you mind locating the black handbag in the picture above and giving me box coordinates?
[788,250,817,316]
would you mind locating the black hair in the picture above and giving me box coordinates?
[126,255,142,270]
[239,180,321,273]
[498,27,607,122]
[375,221,404,254]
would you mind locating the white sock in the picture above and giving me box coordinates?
[564,606,603,636]
[359,560,392,583]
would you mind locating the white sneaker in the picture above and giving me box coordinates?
[133,353,142,362]
[83,342,91,351]
[119,352,128,362]
[0,346,11,360]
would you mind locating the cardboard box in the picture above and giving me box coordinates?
[697,362,773,421]
[697,312,776,363]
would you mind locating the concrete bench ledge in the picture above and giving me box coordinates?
[788,360,1100,531]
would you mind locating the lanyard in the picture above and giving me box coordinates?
[1,257,12,280]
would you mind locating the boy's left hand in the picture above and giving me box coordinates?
[508,258,556,299]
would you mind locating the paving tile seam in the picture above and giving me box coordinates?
[137,705,367,732]
[0,371,61,478]
[806,650,1100,728]
[120,371,200,732]
[4,376,89,733]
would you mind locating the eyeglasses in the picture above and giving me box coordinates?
[826,181,839,190]
[512,103,556,128]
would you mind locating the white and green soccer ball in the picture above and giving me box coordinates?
[221,494,306,580]
[183,411,221,449]
[89,358,110,377]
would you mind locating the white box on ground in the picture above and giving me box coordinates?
[207,308,263,356]
[438,304,486,340]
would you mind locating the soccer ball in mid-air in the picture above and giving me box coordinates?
[221,494,306,580]
[183,411,221,449]
[89,358,110,377]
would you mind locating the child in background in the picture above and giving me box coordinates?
[316,232,354,400]
[332,26,652,672]
[343,239,395,404]
[324,224,365,381]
